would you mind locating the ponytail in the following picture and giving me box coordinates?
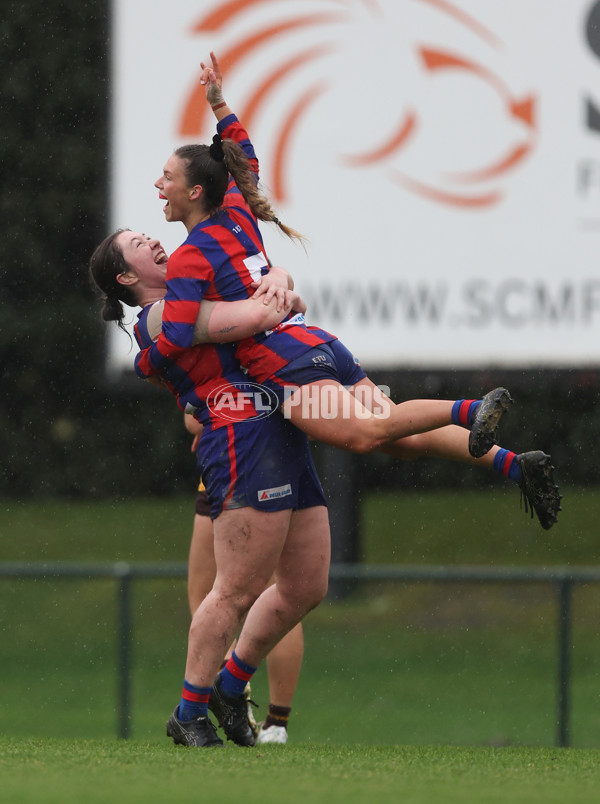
[89,229,138,336]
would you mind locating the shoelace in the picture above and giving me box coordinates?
[220,692,257,725]
[519,489,534,519]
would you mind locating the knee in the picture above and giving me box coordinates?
[338,421,386,453]
[226,587,263,615]
[308,578,328,610]
[189,587,260,636]
[385,433,425,460]
[347,429,386,454]
[295,576,329,614]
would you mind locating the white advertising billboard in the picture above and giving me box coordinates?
[109,0,600,371]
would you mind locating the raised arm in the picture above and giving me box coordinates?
[200,52,229,124]
[202,52,259,178]
[135,54,259,381]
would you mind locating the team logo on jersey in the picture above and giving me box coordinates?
[258,483,292,501]
[179,0,537,209]
[206,382,280,421]
[312,354,333,367]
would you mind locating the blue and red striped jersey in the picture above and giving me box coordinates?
[134,113,336,395]
[134,303,265,428]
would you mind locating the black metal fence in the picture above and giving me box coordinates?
[1,561,594,746]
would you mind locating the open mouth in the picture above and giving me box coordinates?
[159,192,169,212]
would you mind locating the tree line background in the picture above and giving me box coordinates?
[1,0,596,504]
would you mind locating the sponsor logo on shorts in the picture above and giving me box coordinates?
[258,484,292,501]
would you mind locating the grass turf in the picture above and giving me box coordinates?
[1,739,600,804]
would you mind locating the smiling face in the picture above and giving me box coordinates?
[155,154,202,229]
[115,230,169,305]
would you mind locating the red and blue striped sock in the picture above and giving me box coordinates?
[178,679,211,721]
[451,399,482,428]
[219,650,257,698]
[493,448,522,483]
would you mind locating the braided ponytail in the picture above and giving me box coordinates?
[175,138,306,244]
[221,139,306,245]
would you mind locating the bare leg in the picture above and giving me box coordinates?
[235,505,330,667]
[258,622,304,744]
[187,513,217,616]
[382,426,500,466]
[283,379,463,453]
[265,623,304,708]
[188,510,304,696]
[346,378,503,466]
[185,506,292,687]
[187,513,236,662]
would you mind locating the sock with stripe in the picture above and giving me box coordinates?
[177,679,211,721]
[493,448,522,483]
[451,399,482,428]
[219,650,257,698]
[263,704,291,731]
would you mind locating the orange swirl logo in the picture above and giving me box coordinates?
[178,0,537,209]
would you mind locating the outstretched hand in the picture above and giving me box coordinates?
[200,51,224,107]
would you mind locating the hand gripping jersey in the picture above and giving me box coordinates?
[134,113,336,398]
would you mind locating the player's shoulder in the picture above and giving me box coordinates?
[168,242,213,273]
[171,241,203,259]
[145,300,164,342]
[133,305,155,349]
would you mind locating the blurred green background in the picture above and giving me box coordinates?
[1,490,599,748]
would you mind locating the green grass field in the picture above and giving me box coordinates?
[1,488,600,801]
[2,740,600,804]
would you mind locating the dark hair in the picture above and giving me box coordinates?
[89,229,138,333]
[175,143,229,214]
[174,138,305,243]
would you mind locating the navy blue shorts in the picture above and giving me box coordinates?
[197,415,327,520]
[262,339,367,404]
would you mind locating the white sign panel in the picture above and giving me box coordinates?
[109,0,600,371]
